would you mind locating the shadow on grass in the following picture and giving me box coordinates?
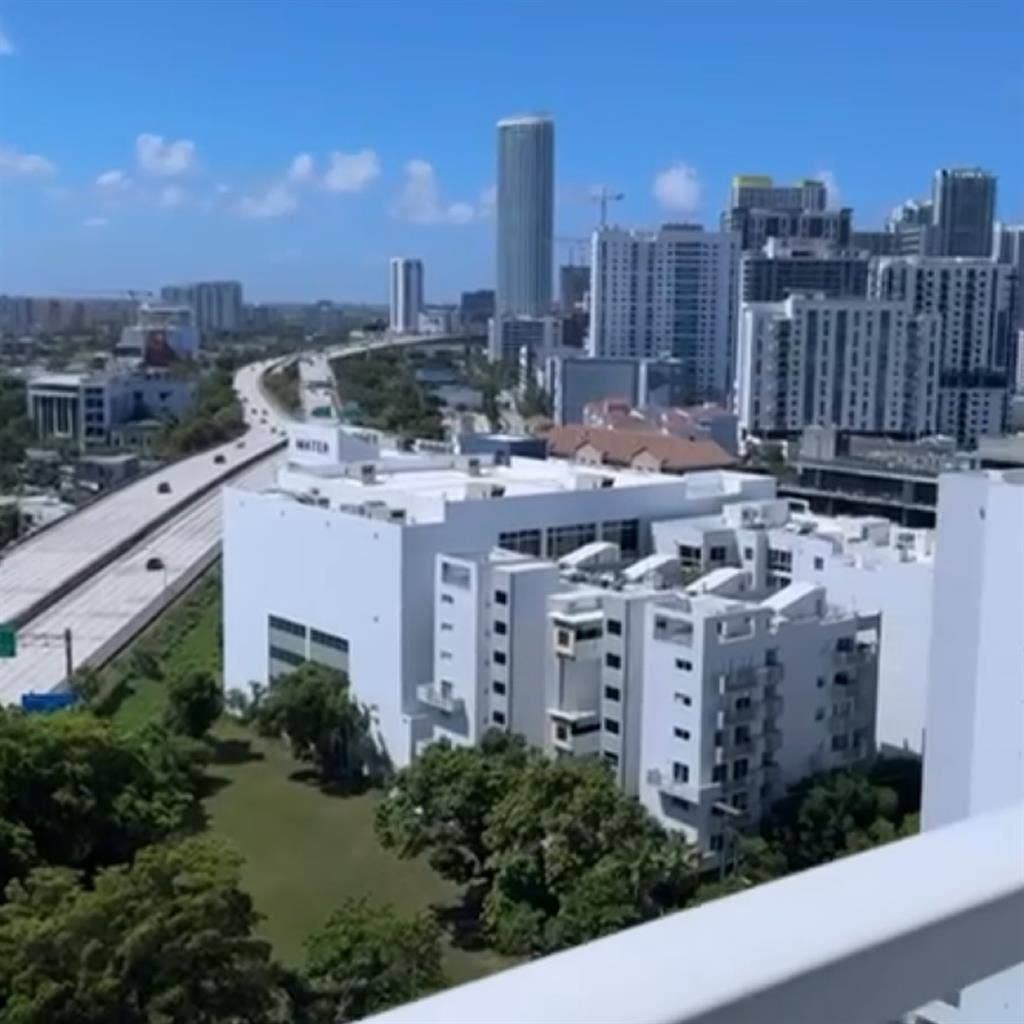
[287,766,376,798]
[208,735,265,766]
[432,884,489,952]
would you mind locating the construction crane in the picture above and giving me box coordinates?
[590,186,624,228]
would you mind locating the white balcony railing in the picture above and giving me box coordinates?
[366,802,1024,1024]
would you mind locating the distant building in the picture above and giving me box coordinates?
[740,238,869,303]
[117,304,200,363]
[488,314,562,387]
[389,258,424,334]
[496,114,555,317]
[161,281,243,334]
[75,453,141,492]
[417,305,457,335]
[545,355,691,425]
[26,367,195,445]
[457,432,547,461]
[729,175,827,213]
[582,398,739,456]
[871,256,1013,447]
[459,289,495,327]
[931,167,996,257]
[589,224,739,404]
[546,424,736,475]
[559,264,590,315]
[736,294,942,440]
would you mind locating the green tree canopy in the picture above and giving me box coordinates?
[0,710,203,889]
[0,837,292,1024]
[254,663,384,789]
[378,733,697,956]
[375,730,531,886]
[303,898,445,1021]
[164,667,224,738]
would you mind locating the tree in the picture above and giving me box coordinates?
[0,710,203,890]
[375,730,531,886]
[0,837,293,1024]
[254,663,383,789]
[481,757,697,954]
[303,898,445,1021]
[165,667,223,738]
[378,736,697,957]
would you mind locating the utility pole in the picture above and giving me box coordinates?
[591,186,624,228]
[64,628,73,681]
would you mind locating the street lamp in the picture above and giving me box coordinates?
[711,799,744,882]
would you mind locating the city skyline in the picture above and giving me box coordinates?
[1,1,1022,302]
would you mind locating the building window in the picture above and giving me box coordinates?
[572,720,601,736]
[269,645,305,667]
[672,761,689,783]
[605,652,621,670]
[732,791,748,811]
[546,522,598,559]
[709,545,727,563]
[498,529,542,556]
[604,718,620,735]
[709,835,724,852]
[310,628,348,652]
[743,547,754,560]
[832,733,849,751]
[602,518,640,557]
[714,729,724,747]
[678,543,702,567]
[269,614,306,638]
[765,648,779,667]
[440,593,454,604]
[493,710,507,726]
[555,722,568,741]
[815,708,825,722]
[494,589,508,605]
[604,685,621,702]
[607,619,622,636]
[674,727,690,741]
[712,764,726,783]
[814,556,825,571]
[735,696,751,710]
[674,692,692,707]
[817,677,826,689]
[441,561,471,589]
[675,657,692,671]
[603,751,619,768]
[493,680,506,695]
[493,651,506,665]
[494,620,507,635]
[733,758,749,780]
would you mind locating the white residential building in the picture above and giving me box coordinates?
[919,469,1024,1023]
[650,498,934,754]
[640,575,879,859]
[389,258,424,334]
[222,423,775,768]
[870,256,1013,447]
[735,294,941,438]
[117,303,200,362]
[589,224,739,405]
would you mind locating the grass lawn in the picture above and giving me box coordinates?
[106,564,514,985]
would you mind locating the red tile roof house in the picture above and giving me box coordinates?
[545,424,737,474]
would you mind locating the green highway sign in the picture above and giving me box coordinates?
[0,625,15,659]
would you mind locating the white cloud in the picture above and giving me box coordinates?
[136,133,196,176]
[83,216,109,228]
[0,27,13,55]
[394,159,484,225]
[235,182,297,219]
[287,152,316,184]
[0,146,56,178]
[322,148,379,193]
[96,169,131,191]
[477,184,497,218]
[815,168,841,209]
[159,184,188,208]
[652,162,702,214]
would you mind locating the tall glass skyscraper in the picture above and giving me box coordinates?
[496,114,554,317]
[932,167,996,257]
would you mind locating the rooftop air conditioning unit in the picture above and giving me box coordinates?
[359,463,376,484]
[490,484,506,498]
[466,456,482,477]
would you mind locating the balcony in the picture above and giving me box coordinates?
[365,803,1024,1024]
[718,700,761,727]
[416,682,463,715]
[763,726,782,753]
[719,667,758,693]
[645,766,705,805]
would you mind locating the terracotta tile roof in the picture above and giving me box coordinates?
[546,424,736,472]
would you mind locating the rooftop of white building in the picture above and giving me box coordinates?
[270,440,768,526]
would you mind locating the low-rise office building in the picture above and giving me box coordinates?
[222,424,776,767]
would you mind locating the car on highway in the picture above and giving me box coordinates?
[236,440,246,448]
[214,453,226,464]
[145,556,164,571]
[157,481,171,494]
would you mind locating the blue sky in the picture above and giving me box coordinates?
[0,0,1021,303]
